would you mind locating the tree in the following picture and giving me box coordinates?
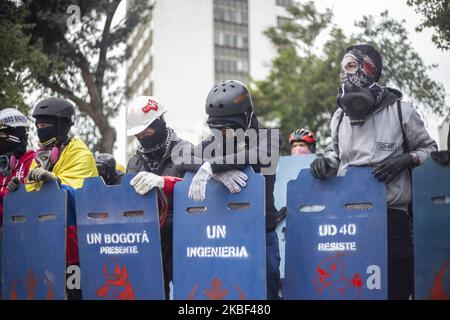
[4,0,150,152]
[0,1,46,114]
[407,0,450,51]
[251,2,447,154]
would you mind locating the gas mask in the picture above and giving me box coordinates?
[339,84,376,126]
[0,154,16,177]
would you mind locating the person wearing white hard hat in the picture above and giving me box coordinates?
[126,96,192,299]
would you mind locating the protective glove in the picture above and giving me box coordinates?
[28,168,58,183]
[431,150,450,166]
[372,153,414,184]
[130,171,164,195]
[7,176,20,192]
[188,161,213,201]
[310,155,329,180]
[213,169,248,193]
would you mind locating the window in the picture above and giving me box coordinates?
[276,0,293,8]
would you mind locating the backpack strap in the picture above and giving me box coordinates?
[397,101,411,153]
[334,109,345,157]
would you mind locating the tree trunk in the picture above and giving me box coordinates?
[89,107,117,154]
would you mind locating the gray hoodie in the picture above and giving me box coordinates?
[325,88,437,211]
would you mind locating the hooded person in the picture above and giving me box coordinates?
[126,95,192,299]
[95,153,124,185]
[12,97,98,299]
[0,109,35,226]
[310,44,437,300]
[176,80,282,300]
[289,128,316,156]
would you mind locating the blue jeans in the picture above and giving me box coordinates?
[266,230,281,300]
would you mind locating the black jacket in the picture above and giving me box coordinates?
[176,126,280,231]
[127,130,191,239]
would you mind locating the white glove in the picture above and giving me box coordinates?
[130,171,164,195]
[213,170,248,193]
[188,162,213,201]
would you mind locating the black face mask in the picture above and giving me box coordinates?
[339,85,376,126]
[138,118,168,150]
[0,127,27,156]
[35,116,70,148]
[0,139,20,155]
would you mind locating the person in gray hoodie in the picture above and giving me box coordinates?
[310,44,437,300]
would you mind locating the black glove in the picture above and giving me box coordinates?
[372,153,414,184]
[7,176,20,192]
[431,150,450,166]
[310,155,329,180]
[28,168,58,183]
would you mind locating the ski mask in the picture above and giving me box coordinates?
[137,117,168,160]
[0,127,27,155]
[338,44,384,125]
[35,115,70,148]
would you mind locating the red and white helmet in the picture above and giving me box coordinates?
[126,96,167,136]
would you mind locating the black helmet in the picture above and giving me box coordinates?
[95,153,116,171]
[32,97,75,124]
[95,153,116,183]
[206,80,254,129]
[206,80,253,116]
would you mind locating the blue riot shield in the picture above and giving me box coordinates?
[274,155,316,280]
[413,159,450,300]
[284,167,387,300]
[1,181,66,300]
[75,175,164,300]
[173,166,266,300]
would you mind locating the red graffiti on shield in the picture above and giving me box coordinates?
[96,263,135,300]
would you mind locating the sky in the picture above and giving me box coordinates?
[110,0,449,165]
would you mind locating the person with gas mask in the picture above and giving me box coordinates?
[289,128,316,156]
[176,80,282,300]
[310,44,437,300]
[0,109,35,225]
[8,97,98,299]
[126,95,191,299]
[95,153,124,185]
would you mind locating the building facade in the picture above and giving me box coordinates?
[125,0,292,160]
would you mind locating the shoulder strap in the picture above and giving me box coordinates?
[397,101,410,153]
[334,110,345,157]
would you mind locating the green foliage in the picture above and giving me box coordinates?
[0,0,151,152]
[0,2,47,114]
[407,0,450,50]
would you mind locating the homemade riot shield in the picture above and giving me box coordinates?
[1,181,67,300]
[274,155,316,280]
[413,159,450,300]
[284,166,387,300]
[75,175,164,300]
[173,166,266,300]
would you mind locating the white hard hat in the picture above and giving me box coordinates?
[0,108,30,129]
[126,96,167,136]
